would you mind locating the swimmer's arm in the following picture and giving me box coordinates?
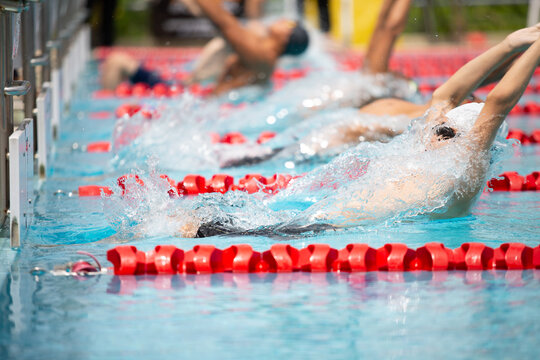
[244,0,264,19]
[478,52,521,87]
[364,0,413,74]
[195,0,277,65]
[471,37,540,151]
[431,24,540,109]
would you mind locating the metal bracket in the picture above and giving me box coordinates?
[46,39,61,49]
[0,0,28,13]
[4,80,31,96]
[9,119,34,248]
[30,53,49,66]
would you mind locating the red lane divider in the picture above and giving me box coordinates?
[93,65,309,99]
[487,171,540,192]
[86,141,111,153]
[93,82,211,99]
[85,130,277,154]
[88,111,113,120]
[78,170,540,197]
[507,129,540,144]
[106,242,540,275]
[78,185,113,197]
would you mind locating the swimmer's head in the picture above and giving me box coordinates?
[269,19,309,56]
[426,122,459,150]
[433,123,457,141]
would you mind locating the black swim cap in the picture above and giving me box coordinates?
[433,124,457,140]
[282,23,309,56]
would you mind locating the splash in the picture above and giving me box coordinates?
[265,108,411,168]
[109,34,419,173]
[221,70,418,134]
[111,90,415,173]
[111,93,225,171]
[103,103,512,239]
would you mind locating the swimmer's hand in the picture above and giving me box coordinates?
[505,23,540,52]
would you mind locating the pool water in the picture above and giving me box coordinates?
[1,53,539,359]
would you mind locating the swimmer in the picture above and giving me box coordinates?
[101,0,309,95]
[221,24,539,167]
[176,25,540,237]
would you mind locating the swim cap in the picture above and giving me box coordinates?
[282,23,309,56]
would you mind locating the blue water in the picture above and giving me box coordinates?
[1,55,540,359]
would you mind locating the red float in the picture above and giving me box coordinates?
[153,245,185,274]
[262,244,300,272]
[490,243,533,270]
[132,83,150,97]
[333,244,377,272]
[524,172,540,191]
[533,245,540,269]
[184,245,224,274]
[115,104,141,118]
[297,244,338,272]
[107,245,139,275]
[376,243,417,271]
[220,132,247,144]
[257,131,277,144]
[416,242,453,271]
[487,171,524,191]
[86,141,111,153]
[207,174,234,193]
[115,83,132,97]
[453,243,494,270]
[78,185,113,197]
[178,175,207,195]
[222,245,261,272]
[152,83,170,97]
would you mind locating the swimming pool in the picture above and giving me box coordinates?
[1,50,539,360]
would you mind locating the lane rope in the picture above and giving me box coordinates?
[106,242,540,275]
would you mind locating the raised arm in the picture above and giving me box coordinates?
[364,0,412,74]
[430,24,540,109]
[195,0,278,65]
[471,37,540,151]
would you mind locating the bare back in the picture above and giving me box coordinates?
[359,98,428,118]
[213,54,273,95]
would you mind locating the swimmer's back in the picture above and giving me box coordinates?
[359,98,427,118]
[213,54,273,95]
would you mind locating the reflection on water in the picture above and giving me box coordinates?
[1,269,539,359]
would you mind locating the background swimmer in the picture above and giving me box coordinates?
[101,0,309,94]
[222,24,540,167]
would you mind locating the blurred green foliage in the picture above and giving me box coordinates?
[114,0,151,40]
[112,1,529,41]
[405,4,528,35]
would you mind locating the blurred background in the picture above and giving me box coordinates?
[86,0,531,48]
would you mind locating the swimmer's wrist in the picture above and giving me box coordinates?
[500,38,520,54]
